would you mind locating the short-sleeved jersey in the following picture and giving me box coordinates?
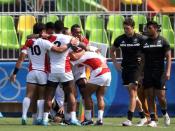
[113,33,144,68]
[48,34,73,73]
[21,38,54,72]
[71,52,110,76]
[142,35,170,71]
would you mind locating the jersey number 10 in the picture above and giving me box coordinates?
[30,45,41,55]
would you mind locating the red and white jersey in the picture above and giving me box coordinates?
[71,52,110,77]
[21,38,54,72]
[48,34,73,73]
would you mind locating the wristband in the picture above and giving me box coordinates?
[13,67,19,75]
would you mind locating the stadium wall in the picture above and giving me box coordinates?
[0,61,175,117]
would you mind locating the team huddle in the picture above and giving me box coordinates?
[10,21,111,126]
[10,17,171,128]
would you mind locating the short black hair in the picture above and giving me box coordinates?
[146,21,159,28]
[46,22,55,30]
[71,24,80,32]
[123,18,135,27]
[54,20,64,32]
[33,23,45,34]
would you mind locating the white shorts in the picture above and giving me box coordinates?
[48,71,74,83]
[26,70,48,85]
[88,72,111,87]
[72,65,86,81]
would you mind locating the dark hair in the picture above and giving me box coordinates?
[33,23,45,34]
[46,22,55,30]
[123,18,135,27]
[71,24,80,32]
[146,21,159,29]
[54,20,64,32]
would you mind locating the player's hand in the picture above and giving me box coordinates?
[165,72,170,80]
[58,106,64,114]
[9,74,16,82]
[95,49,101,54]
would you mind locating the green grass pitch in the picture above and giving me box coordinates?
[0,117,174,131]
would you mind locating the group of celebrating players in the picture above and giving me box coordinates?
[10,20,111,126]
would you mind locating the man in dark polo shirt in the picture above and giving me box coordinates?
[142,21,171,127]
[110,18,147,126]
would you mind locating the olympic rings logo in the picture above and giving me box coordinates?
[0,66,28,101]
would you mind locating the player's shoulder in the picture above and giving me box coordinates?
[134,33,144,40]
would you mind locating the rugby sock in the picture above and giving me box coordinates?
[43,112,49,122]
[139,111,145,119]
[85,110,92,120]
[22,97,31,119]
[70,111,77,121]
[37,100,44,120]
[127,110,133,121]
[97,110,104,121]
[161,109,167,116]
[150,112,156,121]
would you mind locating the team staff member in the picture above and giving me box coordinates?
[110,18,147,126]
[142,21,171,127]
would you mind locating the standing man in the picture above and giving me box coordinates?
[110,18,147,126]
[142,21,171,127]
[70,50,111,125]
[71,24,89,95]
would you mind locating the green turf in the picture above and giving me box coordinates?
[0,118,174,131]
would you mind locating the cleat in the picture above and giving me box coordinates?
[147,121,157,127]
[21,118,27,125]
[136,117,147,126]
[70,119,81,126]
[36,119,43,125]
[81,119,94,125]
[122,120,132,126]
[42,120,50,126]
[164,113,170,126]
[95,120,103,126]
[62,119,70,125]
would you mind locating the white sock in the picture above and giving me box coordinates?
[22,97,31,119]
[43,112,49,122]
[37,100,44,120]
[70,111,77,121]
[85,110,92,120]
[98,110,104,121]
